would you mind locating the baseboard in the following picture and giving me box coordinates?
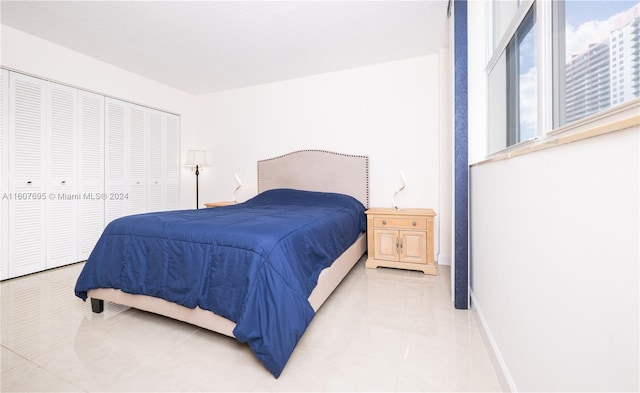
[437,253,451,265]
[470,289,517,393]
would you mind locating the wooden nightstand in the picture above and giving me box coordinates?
[365,208,437,275]
[204,201,235,208]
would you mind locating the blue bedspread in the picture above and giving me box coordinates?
[75,188,366,377]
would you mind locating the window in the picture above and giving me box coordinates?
[553,0,640,127]
[492,1,521,51]
[487,0,639,157]
[487,1,537,154]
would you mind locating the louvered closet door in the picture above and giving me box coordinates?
[0,69,9,280]
[105,98,128,224]
[148,109,179,212]
[164,114,180,210]
[78,91,104,260]
[128,104,147,215]
[8,72,47,277]
[46,82,79,268]
[147,109,163,212]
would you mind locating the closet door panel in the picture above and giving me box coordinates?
[46,82,79,268]
[165,114,180,210]
[147,110,163,212]
[78,91,104,260]
[8,72,46,277]
[128,104,147,215]
[105,98,128,224]
[0,69,8,279]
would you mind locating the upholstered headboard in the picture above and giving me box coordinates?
[257,150,369,208]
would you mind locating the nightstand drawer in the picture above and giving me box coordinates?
[373,217,426,230]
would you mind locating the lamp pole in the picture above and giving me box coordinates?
[186,149,207,209]
[195,164,200,209]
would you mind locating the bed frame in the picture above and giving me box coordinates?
[88,149,369,338]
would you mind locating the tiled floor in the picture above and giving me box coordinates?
[1,258,502,392]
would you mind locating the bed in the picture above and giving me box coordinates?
[74,149,369,378]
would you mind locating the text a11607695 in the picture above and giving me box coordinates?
[1,192,128,201]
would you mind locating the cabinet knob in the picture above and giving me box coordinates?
[27,181,32,185]
[382,220,387,225]
[61,180,66,185]
[412,221,416,226]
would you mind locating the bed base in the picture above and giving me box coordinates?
[88,233,366,337]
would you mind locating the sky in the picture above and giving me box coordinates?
[565,0,637,27]
[565,0,639,60]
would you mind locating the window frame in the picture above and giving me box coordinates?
[481,0,640,162]
[486,0,541,156]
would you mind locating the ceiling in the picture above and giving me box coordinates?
[1,1,450,95]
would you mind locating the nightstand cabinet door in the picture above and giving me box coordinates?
[374,229,399,261]
[399,230,426,264]
[373,229,427,264]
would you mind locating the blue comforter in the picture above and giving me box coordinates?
[75,188,366,377]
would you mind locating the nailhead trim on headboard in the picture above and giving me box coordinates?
[257,149,369,208]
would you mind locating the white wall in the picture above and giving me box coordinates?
[0,25,199,209]
[195,55,451,264]
[438,48,453,267]
[470,127,639,392]
[466,3,639,390]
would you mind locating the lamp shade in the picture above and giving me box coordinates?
[185,149,208,167]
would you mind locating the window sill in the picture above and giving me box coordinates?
[472,98,640,167]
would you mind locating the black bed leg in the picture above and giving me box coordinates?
[91,298,104,313]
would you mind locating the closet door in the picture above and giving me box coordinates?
[78,91,104,260]
[105,98,128,225]
[46,82,79,268]
[105,99,150,222]
[164,114,180,210]
[147,110,179,212]
[147,110,163,212]
[0,69,8,280]
[8,72,47,277]
[128,104,147,215]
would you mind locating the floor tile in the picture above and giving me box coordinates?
[0,361,84,392]
[0,346,29,374]
[0,258,502,392]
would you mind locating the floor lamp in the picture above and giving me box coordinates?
[185,149,208,209]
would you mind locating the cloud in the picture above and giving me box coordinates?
[519,65,537,140]
[565,10,629,62]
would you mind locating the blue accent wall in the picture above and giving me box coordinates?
[454,0,469,309]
